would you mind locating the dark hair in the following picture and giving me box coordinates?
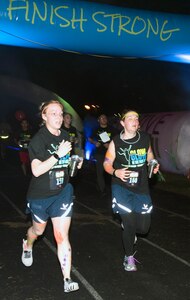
[98,114,107,120]
[63,112,72,118]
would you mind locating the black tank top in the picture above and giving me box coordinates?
[112,131,150,194]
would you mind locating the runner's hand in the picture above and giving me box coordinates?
[57,140,72,158]
[115,168,131,182]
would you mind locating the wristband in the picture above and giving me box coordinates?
[53,153,59,160]
[113,169,117,177]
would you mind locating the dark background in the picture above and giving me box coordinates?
[0,0,190,120]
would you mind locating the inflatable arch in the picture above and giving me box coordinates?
[0,74,83,132]
[0,0,190,63]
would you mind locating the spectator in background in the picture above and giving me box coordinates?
[15,119,34,175]
[62,112,84,192]
[62,113,79,156]
[88,114,117,196]
[0,121,13,160]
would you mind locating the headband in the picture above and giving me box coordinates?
[122,111,139,120]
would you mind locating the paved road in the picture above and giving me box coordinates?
[0,159,189,300]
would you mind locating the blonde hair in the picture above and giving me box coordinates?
[39,100,64,115]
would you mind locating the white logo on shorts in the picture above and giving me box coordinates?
[60,204,69,210]
[142,204,148,210]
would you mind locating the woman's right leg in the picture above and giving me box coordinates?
[26,220,47,248]
[22,220,47,267]
[120,213,137,256]
[120,213,138,271]
[120,212,151,256]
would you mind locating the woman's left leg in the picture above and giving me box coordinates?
[51,216,72,279]
[52,216,79,293]
[135,212,151,235]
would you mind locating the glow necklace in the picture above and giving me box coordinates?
[120,130,140,144]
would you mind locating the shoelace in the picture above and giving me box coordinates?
[130,253,140,265]
[24,250,32,258]
[126,251,141,265]
[64,279,79,293]
[128,256,136,265]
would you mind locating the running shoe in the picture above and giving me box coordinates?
[123,254,138,271]
[64,278,79,293]
[21,239,33,267]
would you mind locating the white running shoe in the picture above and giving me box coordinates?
[64,278,79,293]
[21,239,33,267]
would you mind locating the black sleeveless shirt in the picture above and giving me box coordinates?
[112,131,150,194]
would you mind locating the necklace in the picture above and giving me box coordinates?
[120,130,140,144]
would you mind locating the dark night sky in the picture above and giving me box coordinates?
[0,0,190,120]
[94,0,190,15]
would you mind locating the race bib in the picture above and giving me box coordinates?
[125,171,139,187]
[49,170,65,190]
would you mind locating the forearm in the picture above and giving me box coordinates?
[147,146,154,163]
[103,160,115,175]
[103,141,115,175]
[32,140,72,177]
[31,155,59,177]
[88,137,98,146]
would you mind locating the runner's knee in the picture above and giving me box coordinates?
[54,230,68,244]
[32,226,45,236]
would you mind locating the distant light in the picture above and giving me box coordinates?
[84,104,100,110]
[0,135,9,139]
